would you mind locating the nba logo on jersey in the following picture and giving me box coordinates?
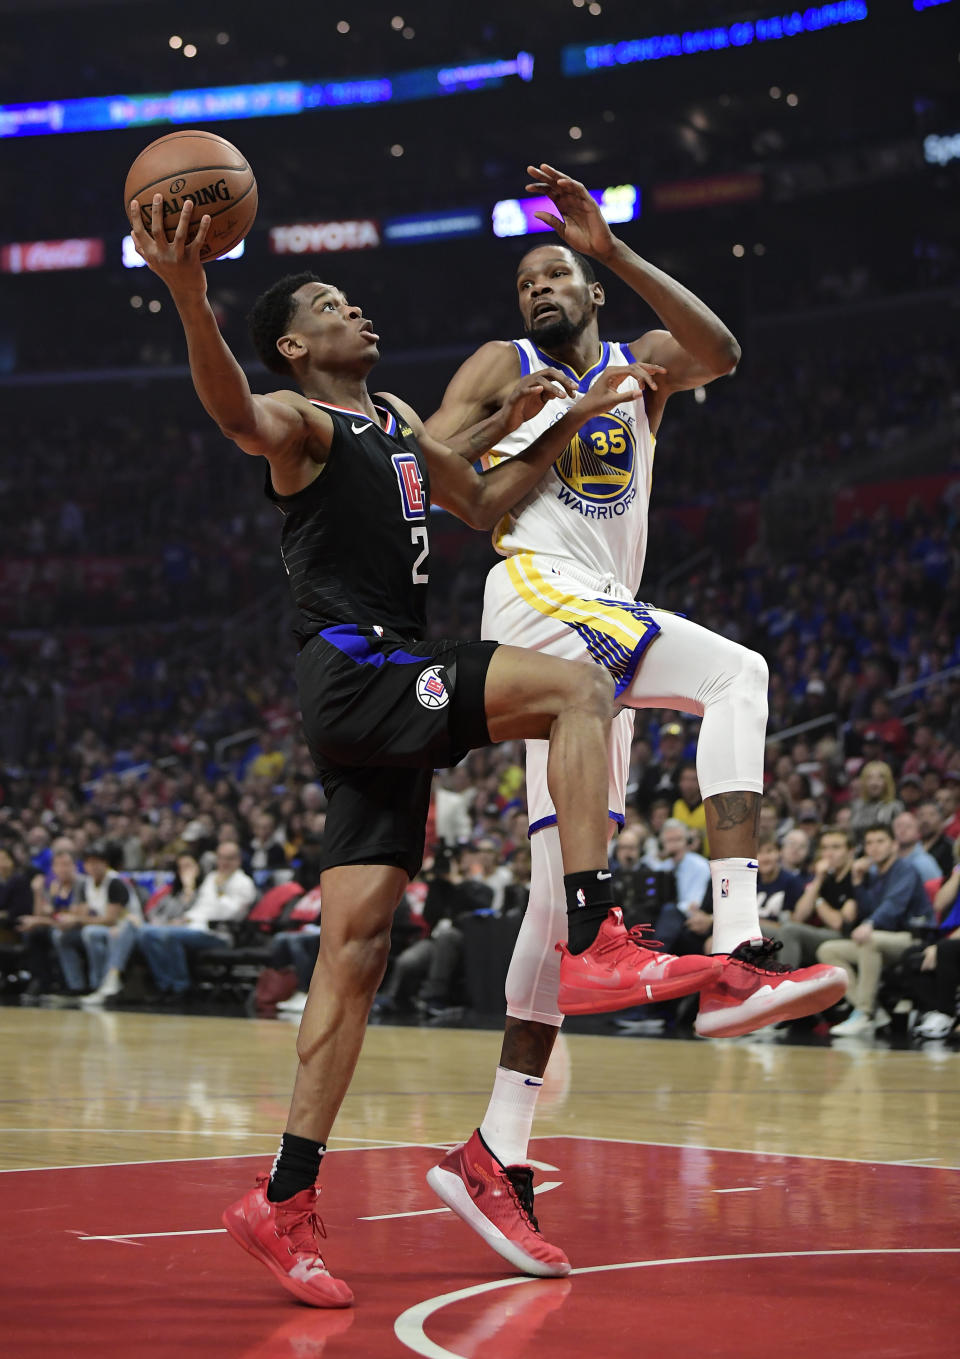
[416,665,449,709]
[392,453,425,521]
[720,877,730,898]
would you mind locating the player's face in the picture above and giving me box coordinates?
[516,248,598,348]
[284,283,380,369]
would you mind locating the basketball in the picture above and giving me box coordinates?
[123,129,257,261]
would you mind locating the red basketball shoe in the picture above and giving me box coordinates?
[556,907,723,1015]
[695,937,849,1038]
[222,1177,353,1307]
[426,1129,571,1277]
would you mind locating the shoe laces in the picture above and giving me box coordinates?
[730,936,791,975]
[504,1165,541,1234]
[623,923,666,953]
[257,1177,328,1259]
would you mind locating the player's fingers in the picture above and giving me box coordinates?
[173,197,194,253]
[535,368,577,398]
[149,192,163,240]
[128,200,149,250]
[189,213,212,258]
[532,212,565,233]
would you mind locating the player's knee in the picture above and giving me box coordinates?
[739,647,769,715]
[576,663,615,721]
[324,925,392,996]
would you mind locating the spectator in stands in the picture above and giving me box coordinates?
[138,842,256,997]
[17,846,86,995]
[936,776,960,842]
[462,839,512,915]
[26,826,52,876]
[779,827,859,970]
[780,828,812,878]
[638,722,686,809]
[755,836,804,943]
[434,765,475,847]
[46,842,132,995]
[912,862,960,1038]
[892,811,943,885]
[248,730,286,783]
[0,844,32,936]
[915,799,954,879]
[897,773,924,816]
[373,848,471,1015]
[672,763,709,857]
[647,819,711,953]
[247,809,289,875]
[820,824,935,1036]
[76,843,139,1004]
[500,845,531,919]
[758,798,781,843]
[848,762,904,841]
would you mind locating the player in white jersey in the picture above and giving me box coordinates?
[423,164,846,1278]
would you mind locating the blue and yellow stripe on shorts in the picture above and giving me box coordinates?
[505,553,659,698]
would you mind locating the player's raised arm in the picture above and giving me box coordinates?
[525,162,740,419]
[425,342,577,462]
[386,361,663,531]
[128,195,331,467]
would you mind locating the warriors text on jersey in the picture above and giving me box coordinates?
[485,338,655,596]
[265,398,430,639]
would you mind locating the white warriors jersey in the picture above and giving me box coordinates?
[485,338,655,594]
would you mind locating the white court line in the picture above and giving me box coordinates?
[887,1156,943,1165]
[80,1228,226,1243]
[550,1132,960,1171]
[712,1186,760,1194]
[394,1249,960,1359]
[0,1141,431,1174]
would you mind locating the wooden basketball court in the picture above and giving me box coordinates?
[3,1008,958,1357]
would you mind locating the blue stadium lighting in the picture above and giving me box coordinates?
[0,52,535,139]
[562,2,869,75]
[913,0,953,10]
[383,210,486,244]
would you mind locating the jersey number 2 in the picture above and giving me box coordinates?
[410,526,429,583]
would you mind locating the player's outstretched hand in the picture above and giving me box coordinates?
[526,162,615,259]
[575,363,665,419]
[500,367,578,434]
[128,194,212,297]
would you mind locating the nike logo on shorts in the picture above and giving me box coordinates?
[351,421,373,434]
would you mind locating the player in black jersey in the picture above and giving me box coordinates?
[128,193,719,1307]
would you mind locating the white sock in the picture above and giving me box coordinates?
[478,1066,543,1166]
[709,857,761,954]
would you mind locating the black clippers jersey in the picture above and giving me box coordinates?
[265,397,431,639]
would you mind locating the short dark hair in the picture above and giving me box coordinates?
[864,822,894,840]
[819,826,854,848]
[248,272,323,376]
[516,244,596,286]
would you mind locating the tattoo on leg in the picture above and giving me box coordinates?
[499,1017,559,1078]
[710,791,760,832]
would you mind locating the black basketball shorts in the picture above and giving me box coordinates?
[296,624,499,879]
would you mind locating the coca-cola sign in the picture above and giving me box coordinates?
[1,237,105,273]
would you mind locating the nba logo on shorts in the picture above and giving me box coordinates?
[416,665,449,710]
[720,877,730,898]
[392,453,425,521]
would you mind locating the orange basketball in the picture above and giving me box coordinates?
[123,129,257,261]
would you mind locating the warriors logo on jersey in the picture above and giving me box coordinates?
[556,412,636,506]
[485,338,655,595]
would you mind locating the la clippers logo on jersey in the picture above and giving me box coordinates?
[392,453,425,521]
[416,665,449,710]
[556,413,637,512]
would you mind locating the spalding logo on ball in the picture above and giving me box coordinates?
[124,130,258,261]
[416,667,449,710]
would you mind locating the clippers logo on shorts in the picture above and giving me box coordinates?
[556,413,636,506]
[416,665,449,709]
[720,877,730,899]
[392,452,425,521]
